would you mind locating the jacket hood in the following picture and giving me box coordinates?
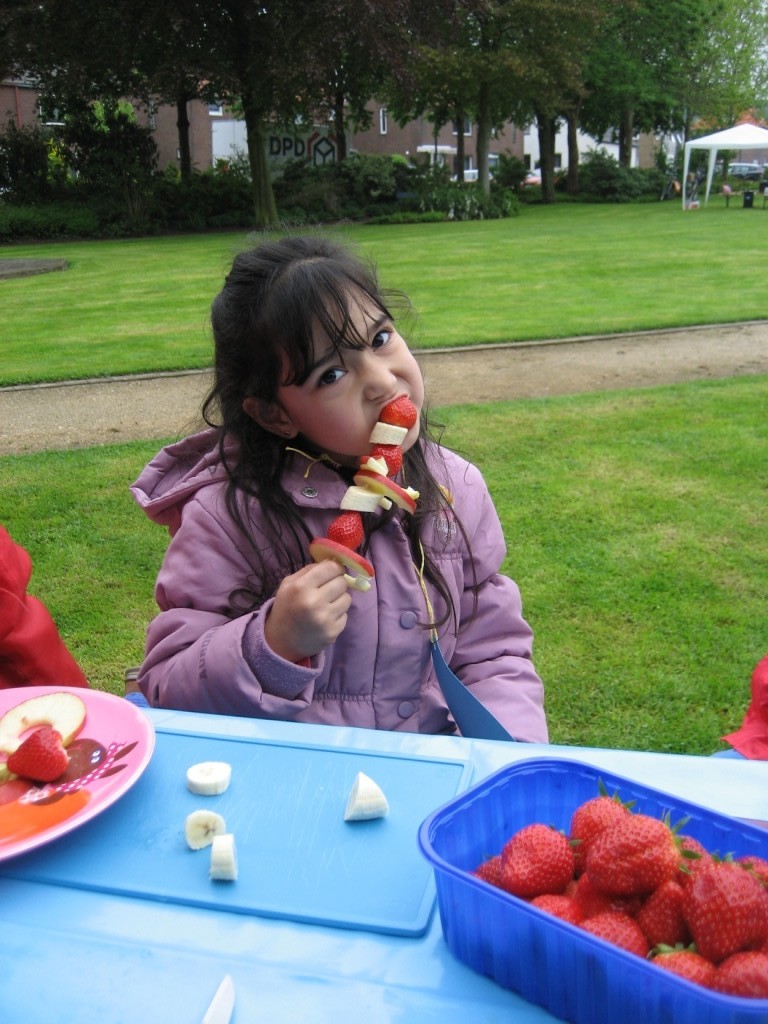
[130,428,233,533]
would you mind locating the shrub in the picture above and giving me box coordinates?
[334,154,398,203]
[493,152,528,191]
[0,122,52,201]
[0,200,101,242]
[150,171,253,231]
[578,150,641,201]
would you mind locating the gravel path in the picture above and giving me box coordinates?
[2,321,768,455]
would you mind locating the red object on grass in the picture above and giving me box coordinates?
[0,526,89,690]
[722,654,768,759]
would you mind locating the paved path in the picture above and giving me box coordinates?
[2,321,768,455]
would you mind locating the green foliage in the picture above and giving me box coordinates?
[397,163,518,220]
[577,149,663,202]
[492,152,529,190]
[0,122,52,201]
[61,100,158,232]
[0,200,103,242]
[335,153,399,203]
[150,171,253,232]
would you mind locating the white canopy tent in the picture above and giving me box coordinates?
[683,123,768,206]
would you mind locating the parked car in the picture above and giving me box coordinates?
[727,162,763,180]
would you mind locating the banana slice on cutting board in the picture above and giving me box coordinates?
[186,760,232,795]
[185,809,227,850]
[343,771,389,821]
[210,833,238,881]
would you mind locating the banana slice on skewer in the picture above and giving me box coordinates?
[369,421,409,445]
[344,771,389,821]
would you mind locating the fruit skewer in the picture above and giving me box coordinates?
[309,397,420,590]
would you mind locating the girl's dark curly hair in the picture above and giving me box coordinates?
[203,234,475,629]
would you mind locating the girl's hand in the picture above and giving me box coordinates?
[264,560,352,663]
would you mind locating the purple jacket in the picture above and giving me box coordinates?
[130,429,548,742]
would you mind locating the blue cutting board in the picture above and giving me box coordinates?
[0,727,471,936]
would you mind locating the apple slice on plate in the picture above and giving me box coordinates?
[0,692,87,755]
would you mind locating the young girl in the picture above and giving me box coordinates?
[130,235,547,741]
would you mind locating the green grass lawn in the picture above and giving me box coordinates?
[2,375,766,756]
[2,198,768,385]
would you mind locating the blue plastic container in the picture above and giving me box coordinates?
[419,757,768,1024]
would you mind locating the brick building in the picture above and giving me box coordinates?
[2,76,656,177]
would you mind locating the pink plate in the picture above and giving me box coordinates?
[0,686,154,861]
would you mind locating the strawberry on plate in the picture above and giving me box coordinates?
[7,725,69,783]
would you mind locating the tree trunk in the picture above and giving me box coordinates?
[476,83,491,195]
[536,112,557,204]
[455,106,465,181]
[619,108,633,167]
[333,86,347,163]
[566,104,580,195]
[176,93,192,181]
[242,101,278,228]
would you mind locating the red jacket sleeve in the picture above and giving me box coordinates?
[0,526,89,689]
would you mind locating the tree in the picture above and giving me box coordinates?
[386,0,605,201]
[579,0,763,166]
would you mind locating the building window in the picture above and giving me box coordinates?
[379,107,388,134]
[208,102,223,117]
[452,119,472,136]
[39,101,63,126]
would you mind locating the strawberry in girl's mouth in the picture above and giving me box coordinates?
[380,396,418,428]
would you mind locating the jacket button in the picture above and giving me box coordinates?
[301,486,318,498]
[399,610,418,629]
[398,700,415,718]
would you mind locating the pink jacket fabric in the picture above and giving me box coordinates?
[0,526,89,690]
[130,429,548,742]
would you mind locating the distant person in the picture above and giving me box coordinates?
[131,235,547,740]
[0,525,89,689]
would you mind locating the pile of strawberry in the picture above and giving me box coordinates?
[474,789,768,999]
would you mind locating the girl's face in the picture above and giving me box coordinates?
[260,294,424,467]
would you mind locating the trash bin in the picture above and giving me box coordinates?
[744,190,754,208]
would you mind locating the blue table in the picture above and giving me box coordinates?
[2,709,767,1024]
